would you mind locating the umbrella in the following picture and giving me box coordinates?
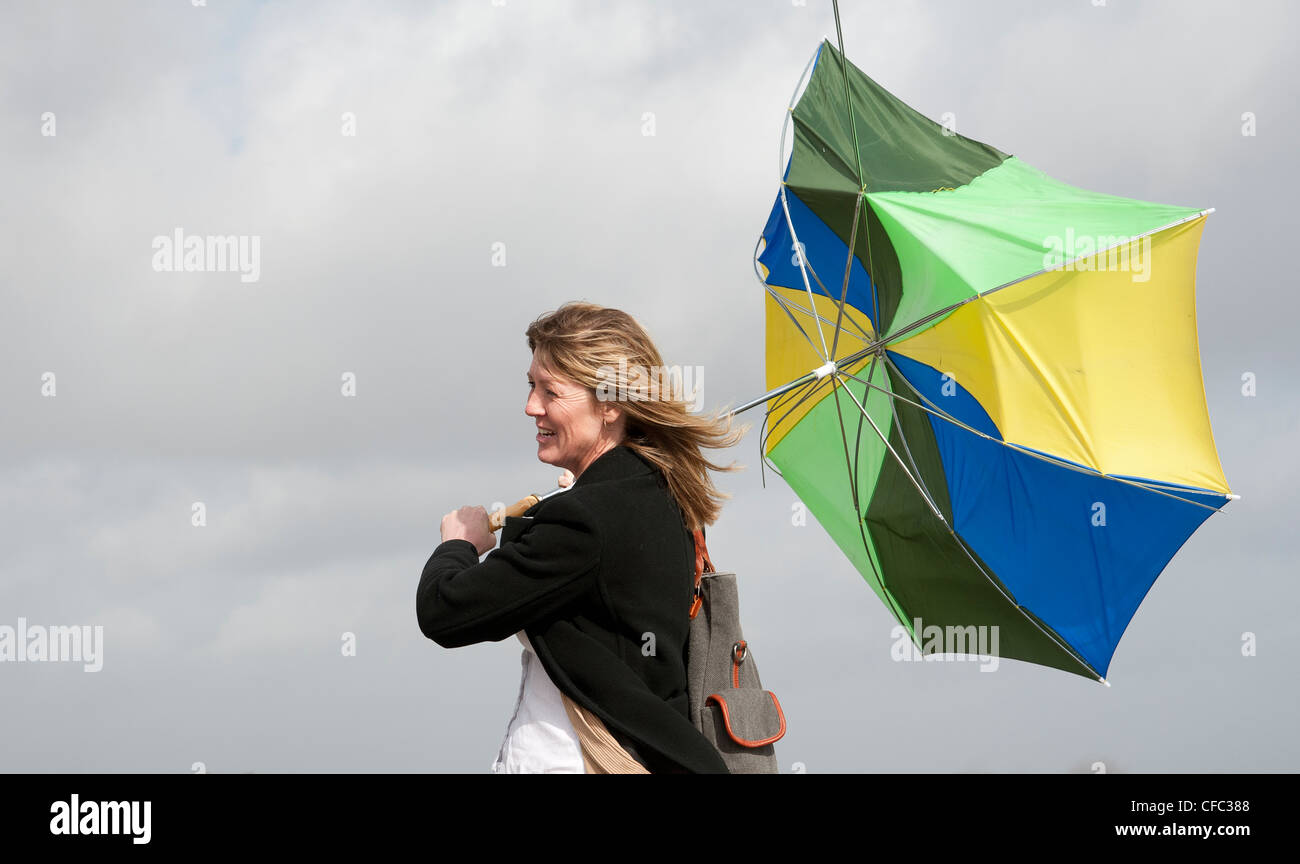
[746,34,1235,683]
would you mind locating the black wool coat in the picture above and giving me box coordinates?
[417,444,729,774]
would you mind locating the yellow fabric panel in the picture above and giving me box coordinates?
[764,282,876,453]
[891,215,1230,494]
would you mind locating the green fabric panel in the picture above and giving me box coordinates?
[768,360,906,632]
[787,39,1009,195]
[863,362,1098,680]
[868,156,1205,337]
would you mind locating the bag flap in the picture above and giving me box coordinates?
[705,687,787,748]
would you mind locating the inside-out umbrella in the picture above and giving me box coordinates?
[741,24,1236,683]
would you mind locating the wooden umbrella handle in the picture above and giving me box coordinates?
[489,495,540,532]
[488,470,574,533]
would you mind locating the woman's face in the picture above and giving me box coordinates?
[525,352,619,478]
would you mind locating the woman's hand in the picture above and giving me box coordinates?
[441,505,496,556]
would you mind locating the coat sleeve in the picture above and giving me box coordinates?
[416,492,602,648]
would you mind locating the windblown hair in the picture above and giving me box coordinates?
[525,302,749,532]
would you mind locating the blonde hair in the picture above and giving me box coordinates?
[525,302,749,531]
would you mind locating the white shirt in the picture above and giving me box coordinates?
[490,631,585,773]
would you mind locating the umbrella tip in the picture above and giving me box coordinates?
[1100,677,1111,688]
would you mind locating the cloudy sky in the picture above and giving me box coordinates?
[1,0,1295,773]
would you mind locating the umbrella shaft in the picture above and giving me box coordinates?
[731,371,817,416]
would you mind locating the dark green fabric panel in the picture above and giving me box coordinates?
[788,186,906,337]
[785,38,1005,334]
[788,39,1009,195]
[864,363,1098,680]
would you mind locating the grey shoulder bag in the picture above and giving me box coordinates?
[685,528,787,774]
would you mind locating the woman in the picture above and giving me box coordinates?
[416,302,747,773]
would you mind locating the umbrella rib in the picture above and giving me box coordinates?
[760,283,823,355]
[824,356,911,630]
[792,251,877,345]
[768,49,879,356]
[863,196,882,342]
[777,46,821,181]
[756,236,875,357]
[829,367,947,524]
[831,0,882,342]
[832,0,867,189]
[761,280,873,349]
[883,371,945,519]
[757,353,875,487]
[828,361,939,638]
[755,235,876,350]
[832,365,1105,681]
[766,187,877,347]
[754,389,788,489]
[783,217,831,360]
[775,38,873,363]
[760,373,833,457]
[753,242,825,359]
[777,136,830,361]
[829,189,864,361]
[763,347,883,452]
[852,357,907,629]
[831,208,1216,368]
[834,356,1224,513]
[877,354,1226,512]
[823,368,949,650]
[850,356,873,528]
[829,0,885,337]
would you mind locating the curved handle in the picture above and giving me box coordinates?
[487,470,574,533]
[488,495,540,532]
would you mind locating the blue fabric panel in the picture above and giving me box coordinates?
[887,351,1002,440]
[758,189,878,333]
[925,401,1225,676]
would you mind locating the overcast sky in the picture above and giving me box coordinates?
[1,0,1296,773]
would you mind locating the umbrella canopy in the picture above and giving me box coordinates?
[755,39,1234,682]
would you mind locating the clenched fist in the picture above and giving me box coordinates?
[440,505,496,556]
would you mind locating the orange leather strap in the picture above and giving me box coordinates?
[689,529,713,620]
